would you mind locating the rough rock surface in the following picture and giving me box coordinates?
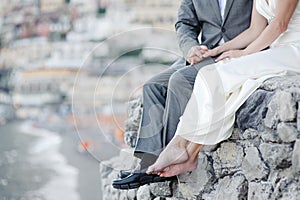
[100,75,300,199]
[123,96,142,147]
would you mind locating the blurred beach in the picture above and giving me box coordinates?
[0,120,105,200]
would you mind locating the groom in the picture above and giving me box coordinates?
[113,0,253,189]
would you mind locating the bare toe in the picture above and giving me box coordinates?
[146,165,155,174]
[145,164,159,174]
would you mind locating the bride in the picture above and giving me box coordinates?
[147,0,300,177]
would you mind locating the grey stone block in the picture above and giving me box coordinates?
[241,129,261,147]
[264,91,296,128]
[213,142,244,177]
[297,103,300,131]
[277,122,298,143]
[264,96,280,129]
[292,140,300,174]
[201,191,217,200]
[273,178,300,200]
[236,89,273,130]
[214,173,248,200]
[248,182,273,200]
[124,130,138,148]
[267,167,296,192]
[259,143,293,169]
[286,87,300,102]
[177,153,214,197]
[124,97,142,147]
[119,191,129,200]
[242,147,269,181]
[260,127,281,143]
[137,185,152,200]
[241,129,259,140]
[102,180,121,200]
[229,128,243,140]
[260,75,300,91]
[149,181,173,197]
[127,189,137,200]
[175,183,199,200]
[277,91,297,122]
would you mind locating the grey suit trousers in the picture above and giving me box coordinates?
[134,57,214,157]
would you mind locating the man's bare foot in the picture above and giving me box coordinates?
[159,157,198,177]
[146,145,188,174]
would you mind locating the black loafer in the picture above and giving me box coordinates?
[118,169,133,179]
[112,169,177,190]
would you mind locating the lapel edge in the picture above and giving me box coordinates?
[223,0,234,25]
[209,0,222,23]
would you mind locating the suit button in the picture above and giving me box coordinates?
[221,27,226,32]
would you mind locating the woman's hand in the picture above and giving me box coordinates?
[215,50,246,62]
[203,46,223,58]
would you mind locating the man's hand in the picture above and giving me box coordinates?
[187,45,208,65]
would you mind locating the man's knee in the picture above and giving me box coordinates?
[142,79,166,97]
[168,69,195,92]
[191,57,215,71]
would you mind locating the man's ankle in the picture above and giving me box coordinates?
[134,152,158,169]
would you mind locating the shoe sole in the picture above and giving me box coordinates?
[112,176,176,190]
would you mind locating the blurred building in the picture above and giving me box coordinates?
[0,0,179,131]
[0,37,51,69]
[39,0,65,12]
[12,68,77,107]
[122,0,180,30]
[69,0,98,16]
[0,0,72,46]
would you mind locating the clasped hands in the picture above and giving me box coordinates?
[187,45,245,64]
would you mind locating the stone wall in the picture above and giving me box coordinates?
[100,75,300,200]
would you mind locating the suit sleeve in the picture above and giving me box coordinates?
[175,0,202,59]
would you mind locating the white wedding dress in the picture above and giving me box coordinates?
[175,0,300,145]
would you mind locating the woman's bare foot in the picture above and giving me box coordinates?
[159,156,198,177]
[146,145,189,174]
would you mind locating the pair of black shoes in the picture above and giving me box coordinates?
[112,168,177,190]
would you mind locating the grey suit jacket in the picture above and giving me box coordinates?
[176,0,253,59]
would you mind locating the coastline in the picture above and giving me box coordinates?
[0,120,103,200]
[20,121,80,200]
